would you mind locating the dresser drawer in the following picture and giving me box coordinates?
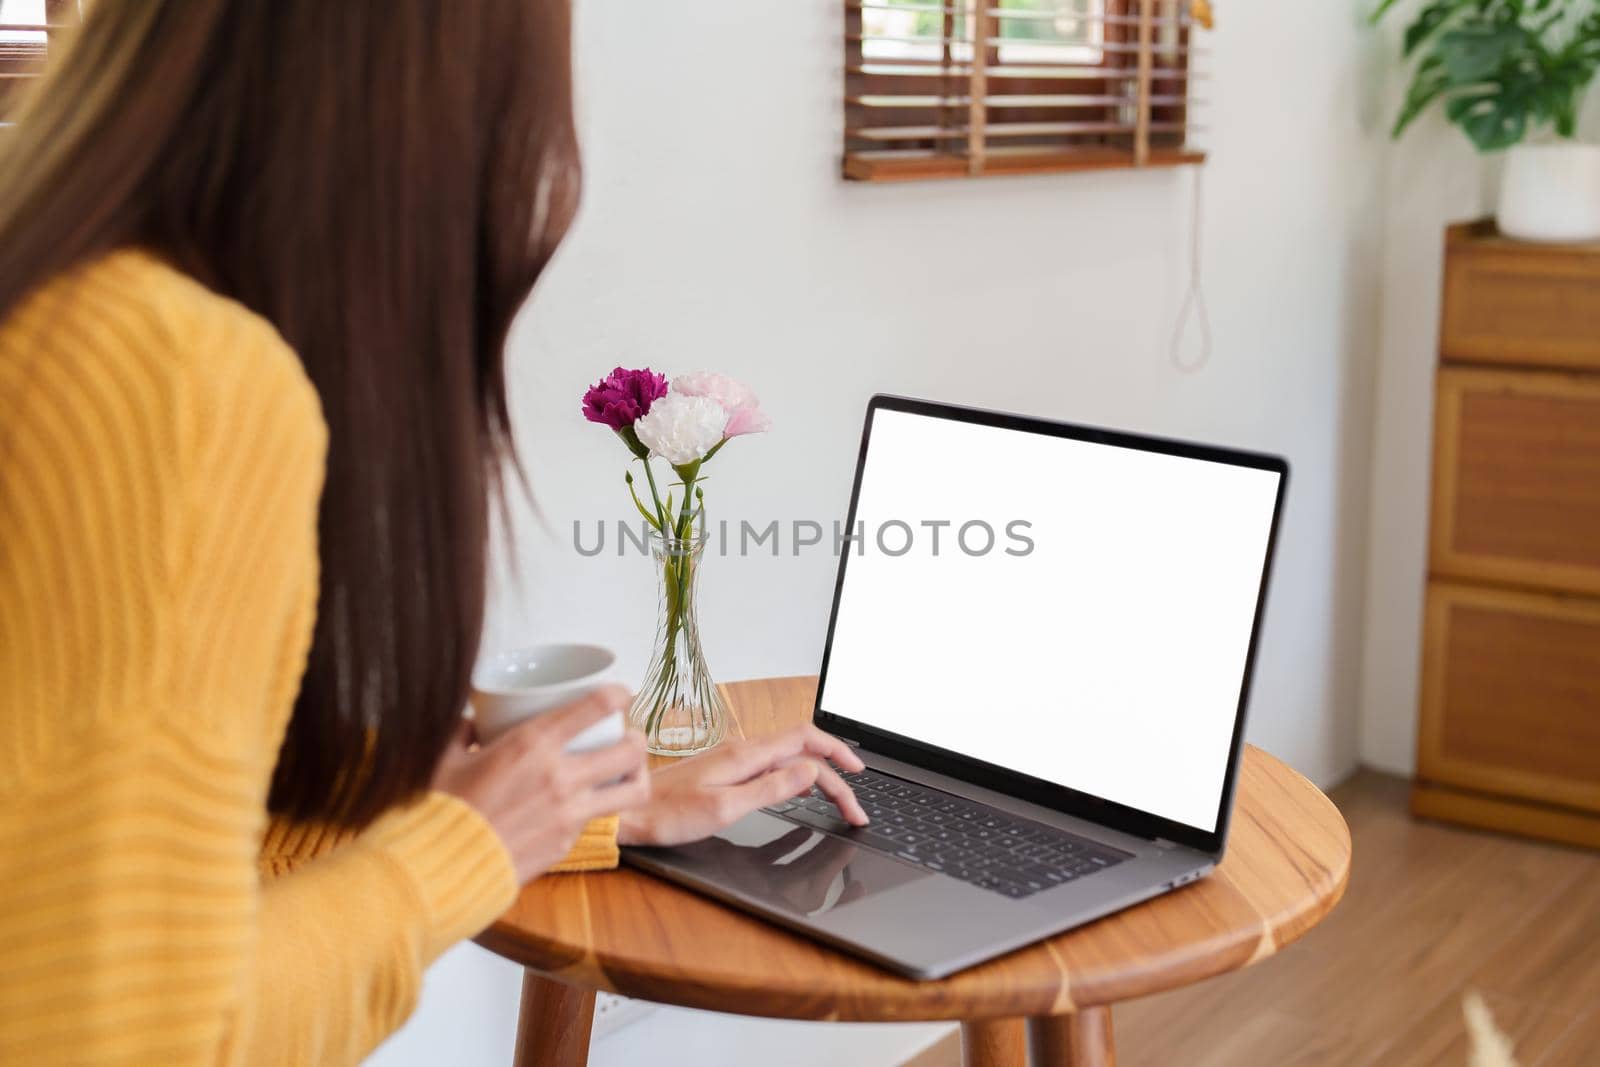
[1430,368,1600,595]
[1418,582,1600,814]
[1441,225,1600,371]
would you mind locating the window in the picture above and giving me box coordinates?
[994,0,1106,67]
[844,0,1204,182]
[0,0,77,122]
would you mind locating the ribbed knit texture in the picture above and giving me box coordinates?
[0,251,616,1066]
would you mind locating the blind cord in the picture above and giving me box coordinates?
[1169,164,1211,373]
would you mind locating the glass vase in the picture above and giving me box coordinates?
[628,530,728,756]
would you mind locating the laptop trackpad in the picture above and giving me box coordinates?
[644,811,930,920]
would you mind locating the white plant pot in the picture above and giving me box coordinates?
[1496,142,1600,243]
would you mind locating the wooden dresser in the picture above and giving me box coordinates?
[1412,221,1600,849]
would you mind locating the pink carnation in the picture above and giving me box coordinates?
[671,371,771,438]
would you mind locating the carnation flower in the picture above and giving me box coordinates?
[724,405,772,438]
[671,371,771,438]
[633,393,728,466]
[581,367,669,430]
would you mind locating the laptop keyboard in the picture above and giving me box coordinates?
[764,769,1127,900]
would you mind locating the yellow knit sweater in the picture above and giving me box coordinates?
[0,251,618,1066]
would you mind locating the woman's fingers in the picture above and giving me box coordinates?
[771,755,867,825]
[700,734,807,784]
[722,760,819,817]
[566,730,648,788]
[683,737,761,783]
[540,684,634,744]
[803,725,866,774]
[707,725,865,786]
[611,725,873,849]
[581,766,652,820]
[807,759,869,825]
[691,727,868,825]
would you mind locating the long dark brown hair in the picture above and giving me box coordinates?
[0,1,579,826]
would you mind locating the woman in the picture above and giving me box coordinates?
[0,2,867,1064]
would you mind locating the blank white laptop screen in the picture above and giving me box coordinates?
[818,409,1283,833]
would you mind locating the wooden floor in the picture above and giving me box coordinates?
[908,771,1600,1067]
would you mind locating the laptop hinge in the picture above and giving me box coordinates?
[1153,838,1180,850]
[840,737,862,748]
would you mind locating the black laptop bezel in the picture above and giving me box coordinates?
[812,394,1289,857]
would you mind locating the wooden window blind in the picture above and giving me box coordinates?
[0,0,78,123]
[844,0,1206,182]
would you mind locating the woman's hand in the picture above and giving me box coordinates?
[432,685,649,883]
[616,725,869,848]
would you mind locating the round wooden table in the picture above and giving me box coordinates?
[478,677,1351,1066]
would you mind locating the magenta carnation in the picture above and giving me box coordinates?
[581,367,669,430]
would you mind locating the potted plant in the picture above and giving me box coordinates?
[1377,0,1600,242]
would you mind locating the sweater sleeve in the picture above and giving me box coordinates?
[244,802,611,1064]
[242,793,517,1065]
[0,268,519,1067]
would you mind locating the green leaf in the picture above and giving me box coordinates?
[1446,89,1528,150]
[1434,23,1523,82]
[1371,0,1403,24]
[1576,11,1600,47]
[1403,0,1472,56]
[1392,54,1451,137]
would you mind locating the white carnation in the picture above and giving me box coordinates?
[633,393,727,466]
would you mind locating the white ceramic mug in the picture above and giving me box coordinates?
[469,643,625,752]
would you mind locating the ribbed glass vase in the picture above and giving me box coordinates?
[628,531,727,755]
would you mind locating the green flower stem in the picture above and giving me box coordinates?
[640,457,670,533]
[625,472,662,530]
[670,459,701,540]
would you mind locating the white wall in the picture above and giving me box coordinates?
[373,1,1387,1063]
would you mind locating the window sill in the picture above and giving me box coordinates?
[842,146,1205,183]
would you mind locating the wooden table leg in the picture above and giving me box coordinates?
[512,971,595,1067]
[962,1018,1027,1067]
[1028,1007,1115,1067]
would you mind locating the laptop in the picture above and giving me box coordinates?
[622,395,1289,980]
